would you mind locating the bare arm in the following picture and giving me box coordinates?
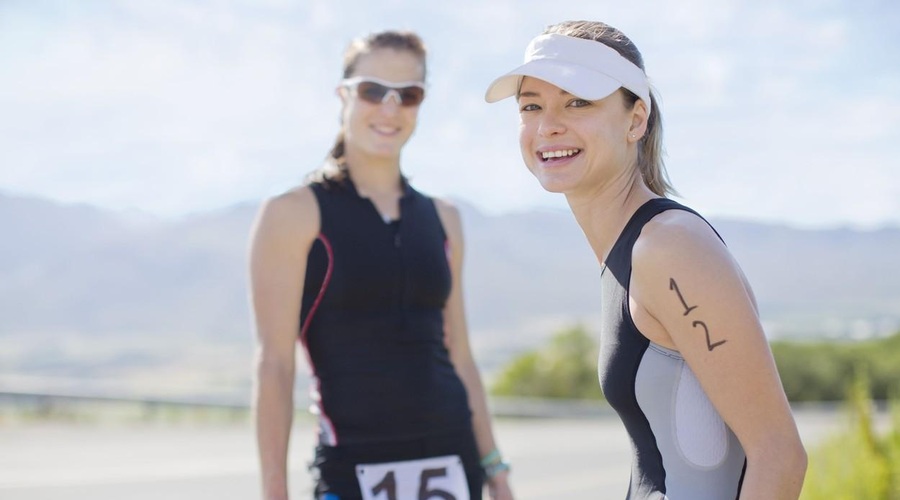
[631,212,807,499]
[249,187,319,500]
[435,200,514,500]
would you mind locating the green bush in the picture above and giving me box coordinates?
[772,332,900,402]
[491,327,900,404]
[491,324,604,400]
[801,370,900,499]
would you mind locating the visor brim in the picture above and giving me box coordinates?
[484,59,624,103]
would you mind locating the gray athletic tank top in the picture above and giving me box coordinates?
[599,198,747,499]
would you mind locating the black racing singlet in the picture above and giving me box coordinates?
[599,198,747,499]
[299,177,472,446]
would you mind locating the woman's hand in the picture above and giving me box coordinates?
[487,469,514,500]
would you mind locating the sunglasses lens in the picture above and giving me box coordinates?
[398,86,425,106]
[353,80,425,107]
[357,81,390,104]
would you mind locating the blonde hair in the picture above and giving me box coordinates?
[544,21,675,196]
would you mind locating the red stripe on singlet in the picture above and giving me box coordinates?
[298,234,338,444]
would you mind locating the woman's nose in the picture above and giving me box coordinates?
[538,110,566,137]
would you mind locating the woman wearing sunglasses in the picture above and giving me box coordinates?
[251,30,513,500]
[485,21,806,499]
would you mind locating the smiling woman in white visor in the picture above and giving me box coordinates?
[486,21,807,500]
[485,33,651,116]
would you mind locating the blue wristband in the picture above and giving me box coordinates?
[479,448,501,467]
[484,460,510,479]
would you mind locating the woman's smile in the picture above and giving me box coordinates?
[537,147,583,164]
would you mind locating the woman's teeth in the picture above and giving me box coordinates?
[541,148,581,160]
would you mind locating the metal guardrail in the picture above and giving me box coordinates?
[0,388,250,411]
[0,388,619,419]
[489,396,615,418]
[0,388,868,419]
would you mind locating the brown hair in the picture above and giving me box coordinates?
[543,21,675,196]
[310,30,427,186]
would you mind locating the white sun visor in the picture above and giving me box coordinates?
[485,33,651,116]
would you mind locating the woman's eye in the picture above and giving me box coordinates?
[569,99,591,108]
[520,103,540,112]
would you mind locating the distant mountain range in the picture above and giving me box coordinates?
[2,190,899,391]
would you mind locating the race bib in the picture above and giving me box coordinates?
[356,454,469,500]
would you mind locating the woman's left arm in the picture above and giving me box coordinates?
[435,199,514,500]
[631,212,807,500]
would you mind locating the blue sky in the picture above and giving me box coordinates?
[1,0,898,228]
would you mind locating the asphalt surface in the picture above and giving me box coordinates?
[0,408,867,500]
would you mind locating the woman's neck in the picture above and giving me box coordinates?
[343,150,403,198]
[565,170,657,266]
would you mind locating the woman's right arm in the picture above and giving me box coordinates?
[249,187,320,500]
[631,212,806,499]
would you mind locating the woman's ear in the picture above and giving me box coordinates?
[628,98,650,142]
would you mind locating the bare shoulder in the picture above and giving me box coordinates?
[629,208,746,317]
[432,197,463,240]
[632,208,731,273]
[252,185,320,245]
[262,184,318,219]
[630,207,753,338]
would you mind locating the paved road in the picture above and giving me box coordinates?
[0,408,870,500]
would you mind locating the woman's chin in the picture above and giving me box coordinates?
[534,175,574,194]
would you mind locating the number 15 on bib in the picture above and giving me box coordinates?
[355,454,470,500]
